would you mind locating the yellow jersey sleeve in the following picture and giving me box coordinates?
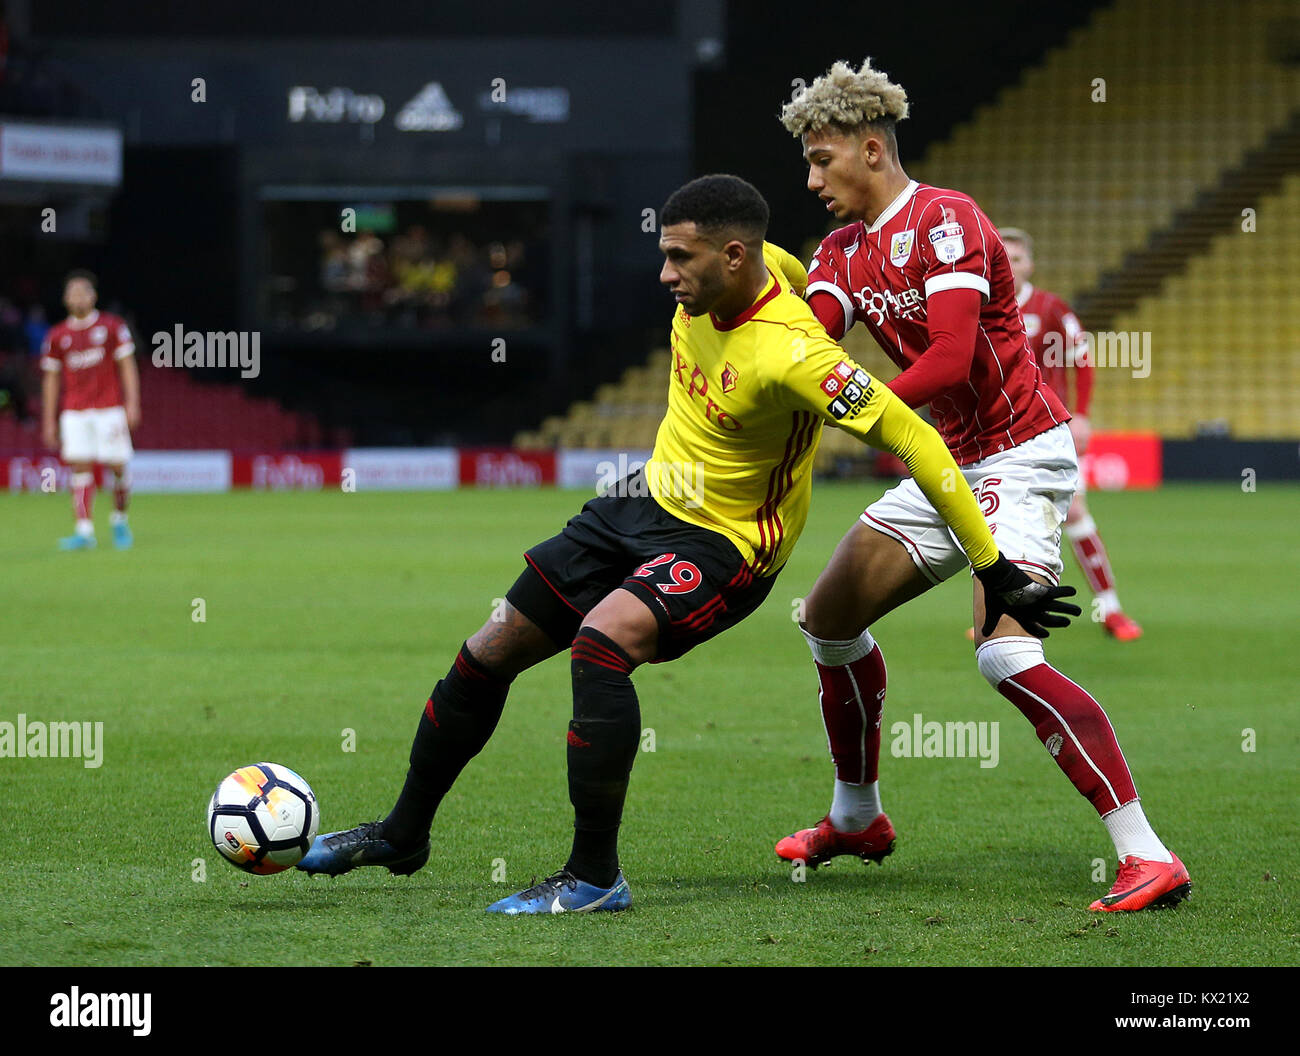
[864,397,999,571]
[762,241,808,298]
[763,320,890,438]
[760,308,998,572]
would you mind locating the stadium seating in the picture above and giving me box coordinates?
[915,0,1300,303]
[1091,173,1300,438]
[0,361,327,452]
[521,0,1300,453]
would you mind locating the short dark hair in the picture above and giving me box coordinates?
[64,269,98,291]
[661,174,769,246]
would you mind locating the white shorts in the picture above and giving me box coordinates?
[60,407,134,465]
[862,423,1078,585]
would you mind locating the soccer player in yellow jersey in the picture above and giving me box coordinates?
[298,175,1076,913]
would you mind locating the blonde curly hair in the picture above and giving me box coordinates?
[780,58,910,138]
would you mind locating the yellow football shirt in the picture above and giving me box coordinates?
[646,246,886,575]
[647,243,998,577]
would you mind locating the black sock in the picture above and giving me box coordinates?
[565,627,641,888]
[381,643,510,846]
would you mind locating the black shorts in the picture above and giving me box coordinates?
[507,473,778,662]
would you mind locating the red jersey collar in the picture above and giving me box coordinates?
[867,179,920,234]
[67,309,101,331]
[709,270,781,332]
[1016,282,1034,308]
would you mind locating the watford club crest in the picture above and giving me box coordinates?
[720,361,738,393]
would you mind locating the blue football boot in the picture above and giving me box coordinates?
[297,821,429,877]
[112,521,133,549]
[486,869,631,914]
[58,533,96,550]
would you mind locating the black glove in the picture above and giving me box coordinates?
[974,554,1081,638]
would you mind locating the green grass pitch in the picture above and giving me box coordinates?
[1,482,1296,966]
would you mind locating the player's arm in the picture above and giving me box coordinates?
[885,288,980,407]
[803,235,854,341]
[887,198,991,408]
[772,328,1079,636]
[39,339,61,450]
[113,320,140,428]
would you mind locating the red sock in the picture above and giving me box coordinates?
[1067,515,1116,595]
[113,475,130,514]
[811,639,887,785]
[996,662,1137,816]
[72,472,95,521]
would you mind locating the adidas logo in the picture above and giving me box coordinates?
[395,82,463,132]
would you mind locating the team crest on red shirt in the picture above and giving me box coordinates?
[720,361,738,393]
[889,230,915,267]
[1023,313,1041,337]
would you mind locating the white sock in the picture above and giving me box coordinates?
[1102,800,1172,863]
[830,780,881,832]
[110,511,128,526]
[1095,589,1120,618]
[801,626,876,665]
[76,518,94,538]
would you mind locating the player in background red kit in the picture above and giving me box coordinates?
[773,60,1187,911]
[40,271,139,550]
[1000,229,1142,641]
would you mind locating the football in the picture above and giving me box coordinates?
[207,762,319,874]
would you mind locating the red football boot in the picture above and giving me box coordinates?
[1103,611,1143,641]
[1089,853,1191,911]
[775,813,896,868]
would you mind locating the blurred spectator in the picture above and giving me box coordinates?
[266,214,543,332]
[25,304,50,356]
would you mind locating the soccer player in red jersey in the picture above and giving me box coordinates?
[1000,228,1142,641]
[773,60,1187,911]
[40,271,140,550]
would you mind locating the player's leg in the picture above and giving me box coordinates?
[1064,490,1141,640]
[60,461,98,549]
[488,497,777,914]
[485,584,657,915]
[378,597,564,845]
[301,485,632,879]
[101,407,135,549]
[969,426,1186,910]
[58,409,97,549]
[776,485,949,867]
[107,462,133,549]
[298,595,565,877]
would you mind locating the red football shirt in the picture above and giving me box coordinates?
[39,310,135,411]
[806,181,1068,464]
[1017,283,1093,416]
